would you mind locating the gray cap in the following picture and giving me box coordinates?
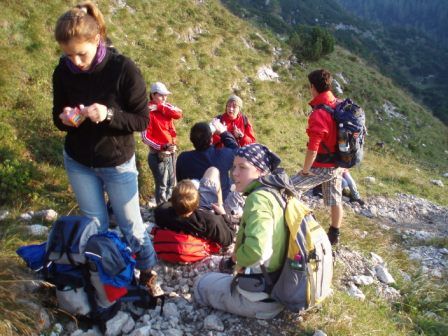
[150,82,171,95]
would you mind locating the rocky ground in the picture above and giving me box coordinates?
[5,191,447,336]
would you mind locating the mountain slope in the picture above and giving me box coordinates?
[0,1,448,335]
[222,0,448,124]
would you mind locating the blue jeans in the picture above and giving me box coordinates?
[342,171,361,200]
[63,151,157,270]
[148,152,175,205]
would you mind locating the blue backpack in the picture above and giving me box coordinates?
[17,216,159,331]
[315,98,367,168]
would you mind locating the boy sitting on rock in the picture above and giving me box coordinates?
[154,170,235,248]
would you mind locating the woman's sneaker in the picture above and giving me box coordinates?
[139,270,164,297]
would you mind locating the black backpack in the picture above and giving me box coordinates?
[315,99,367,168]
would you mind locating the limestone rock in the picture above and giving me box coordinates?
[375,264,395,284]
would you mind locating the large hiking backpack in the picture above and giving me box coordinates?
[254,188,333,312]
[152,228,221,263]
[43,216,100,316]
[315,98,367,168]
[17,216,158,329]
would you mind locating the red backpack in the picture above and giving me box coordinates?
[152,228,221,263]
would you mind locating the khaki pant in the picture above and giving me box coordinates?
[193,272,284,319]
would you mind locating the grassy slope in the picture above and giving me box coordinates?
[0,0,447,334]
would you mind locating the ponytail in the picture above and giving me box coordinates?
[55,1,107,44]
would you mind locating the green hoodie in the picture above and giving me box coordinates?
[235,180,287,273]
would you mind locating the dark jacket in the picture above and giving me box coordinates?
[52,48,149,167]
[176,132,238,199]
[154,202,235,247]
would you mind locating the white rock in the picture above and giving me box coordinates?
[44,209,58,221]
[53,323,63,335]
[430,179,444,187]
[364,176,376,184]
[20,212,33,221]
[164,329,183,336]
[442,172,448,178]
[313,330,328,336]
[0,210,9,220]
[129,325,153,336]
[347,283,365,301]
[257,66,279,81]
[105,311,132,336]
[370,252,384,265]
[163,302,180,318]
[204,314,224,331]
[375,265,395,284]
[333,79,343,94]
[122,317,136,334]
[71,327,102,336]
[352,275,374,286]
[27,224,49,236]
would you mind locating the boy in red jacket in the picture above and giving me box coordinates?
[142,82,182,204]
[291,69,344,245]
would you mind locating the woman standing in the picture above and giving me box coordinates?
[52,1,161,295]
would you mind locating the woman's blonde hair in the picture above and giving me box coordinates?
[171,180,200,217]
[55,1,107,43]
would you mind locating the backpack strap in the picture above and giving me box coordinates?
[254,186,289,293]
[64,220,81,266]
[314,104,334,116]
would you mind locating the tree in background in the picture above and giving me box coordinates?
[289,25,335,61]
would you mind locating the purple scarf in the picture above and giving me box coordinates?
[65,40,107,74]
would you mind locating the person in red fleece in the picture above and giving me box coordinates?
[212,94,256,148]
[141,82,182,205]
[291,69,344,245]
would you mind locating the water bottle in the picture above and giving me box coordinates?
[290,253,304,270]
[338,123,349,153]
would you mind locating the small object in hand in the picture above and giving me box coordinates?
[67,106,86,127]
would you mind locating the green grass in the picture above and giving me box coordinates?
[0,0,447,334]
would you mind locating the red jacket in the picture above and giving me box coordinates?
[141,101,182,151]
[307,91,338,168]
[212,113,256,147]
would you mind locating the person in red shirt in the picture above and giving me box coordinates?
[141,82,182,204]
[212,95,256,148]
[291,69,344,245]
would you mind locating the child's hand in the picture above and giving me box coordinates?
[212,118,227,134]
[165,144,177,153]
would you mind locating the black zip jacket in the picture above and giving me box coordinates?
[154,202,235,247]
[52,48,149,167]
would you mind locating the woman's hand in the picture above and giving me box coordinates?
[81,103,107,124]
[59,107,75,127]
[233,126,244,139]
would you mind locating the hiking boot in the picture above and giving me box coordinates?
[342,187,351,198]
[350,197,365,206]
[139,270,164,297]
[327,227,340,246]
